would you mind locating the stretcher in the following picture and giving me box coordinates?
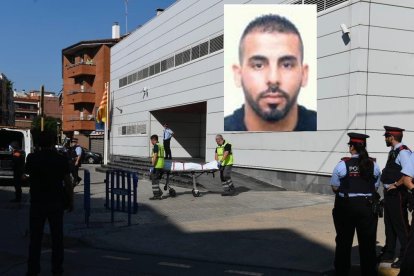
[162,160,219,197]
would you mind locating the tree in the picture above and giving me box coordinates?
[31,116,61,146]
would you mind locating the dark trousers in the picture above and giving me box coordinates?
[383,190,410,259]
[399,215,414,275]
[220,165,234,191]
[13,172,23,200]
[71,164,81,182]
[163,139,172,159]
[151,169,163,196]
[332,196,378,276]
[27,203,64,275]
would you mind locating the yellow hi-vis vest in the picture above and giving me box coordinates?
[153,143,165,169]
[216,141,233,166]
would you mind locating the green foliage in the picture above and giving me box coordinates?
[31,116,61,138]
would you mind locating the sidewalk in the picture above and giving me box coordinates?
[0,165,394,275]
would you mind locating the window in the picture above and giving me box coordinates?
[209,34,223,53]
[191,45,200,60]
[118,34,224,84]
[182,49,191,64]
[200,41,208,57]
[175,52,183,66]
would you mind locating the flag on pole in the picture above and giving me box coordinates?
[97,83,108,123]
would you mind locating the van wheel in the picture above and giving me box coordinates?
[87,157,95,164]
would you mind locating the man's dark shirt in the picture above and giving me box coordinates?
[25,149,70,204]
[153,144,159,154]
[224,105,317,131]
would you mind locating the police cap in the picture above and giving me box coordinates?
[347,132,369,145]
[383,126,404,137]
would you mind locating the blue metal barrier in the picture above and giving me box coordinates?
[83,169,90,227]
[104,170,138,226]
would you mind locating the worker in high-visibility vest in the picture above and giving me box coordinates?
[150,134,165,200]
[215,134,235,196]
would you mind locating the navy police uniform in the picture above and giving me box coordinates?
[330,133,381,276]
[399,186,414,275]
[379,126,413,267]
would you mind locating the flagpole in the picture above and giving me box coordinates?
[104,82,109,165]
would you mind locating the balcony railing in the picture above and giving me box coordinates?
[63,115,96,132]
[68,88,95,95]
[15,108,38,113]
[66,90,95,104]
[65,62,96,78]
[67,114,95,121]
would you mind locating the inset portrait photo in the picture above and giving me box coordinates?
[224,4,317,132]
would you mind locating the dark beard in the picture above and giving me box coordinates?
[386,141,392,147]
[242,84,298,122]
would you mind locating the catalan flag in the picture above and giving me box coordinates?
[97,83,108,123]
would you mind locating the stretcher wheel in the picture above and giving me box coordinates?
[169,188,176,197]
[192,189,200,197]
[163,184,168,191]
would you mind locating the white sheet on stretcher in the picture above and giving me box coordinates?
[164,160,219,171]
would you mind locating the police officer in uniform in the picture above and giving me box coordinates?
[215,134,235,196]
[331,133,381,276]
[149,134,165,200]
[378,126,413,268]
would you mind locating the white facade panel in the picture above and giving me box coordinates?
[370,26,414,54]
[370,3,414,31]
[366,96,414,130]
[369,50,414,76]
[368,73,414,97]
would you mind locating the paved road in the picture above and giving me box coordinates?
[0,164,398,275]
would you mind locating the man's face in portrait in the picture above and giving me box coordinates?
[233,31,308,122]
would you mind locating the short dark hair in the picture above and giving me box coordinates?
[150,134,159,141]
[393,134,403,142]
[39,131,56,148]
[239,14,304,63]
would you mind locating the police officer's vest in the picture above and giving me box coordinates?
[339,157,376,195]
[380,145,410,184]
[153,142,165,169]
[216,141,233,166]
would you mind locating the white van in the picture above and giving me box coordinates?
[0,127,33,180]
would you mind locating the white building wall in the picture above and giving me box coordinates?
[110,0,414,191]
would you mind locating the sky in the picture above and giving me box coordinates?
[0,0,176,94]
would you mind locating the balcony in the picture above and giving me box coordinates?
[64,115,96,132]
[66,62,96,78]
[66,89,95,104]
[15,107,38,114]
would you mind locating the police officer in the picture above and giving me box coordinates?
[331,133,381,276]
[378,126,413,268]
[10,141,25,203]
[215,134,235,196]
[398,175,414,275]
[70,138,83,186]
[149,134,165,200]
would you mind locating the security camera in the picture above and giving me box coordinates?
[340,24,350,35]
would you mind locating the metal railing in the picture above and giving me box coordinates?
[67,114,95,121]
[67,88,95,95]
[66,60,95,69]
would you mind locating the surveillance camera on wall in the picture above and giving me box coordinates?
[340,24,350,35]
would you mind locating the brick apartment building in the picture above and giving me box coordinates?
[0,73,15,126]
[61,24,123,150]
[14,90,61,129]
